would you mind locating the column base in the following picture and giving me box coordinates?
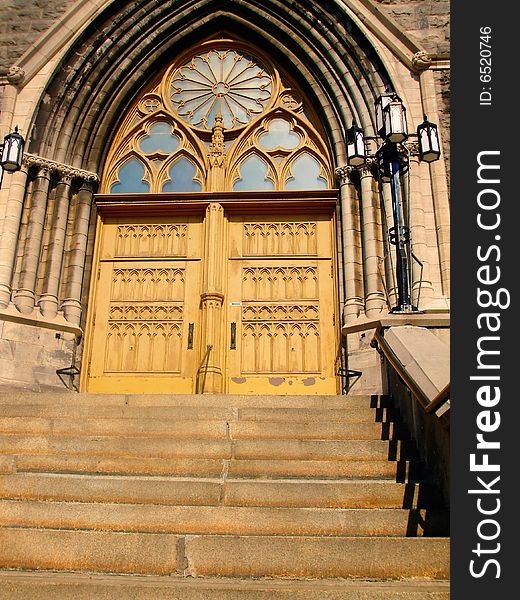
[61,299,82,325]
[13,289,35,314]
[38,294,59,319]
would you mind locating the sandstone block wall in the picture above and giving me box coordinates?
[0,0,77,74]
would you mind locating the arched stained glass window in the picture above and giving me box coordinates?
[162,157,202,192]
[110,158,150,194]
[259,119,300,150]
[102,40,333,194]
[233,155,275,191]
[285,154,328,191]
[170,49,273,131]
[139,122,180,154]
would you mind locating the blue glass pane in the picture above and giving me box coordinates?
[233,155,275,191]
[285,154,328,190]
[259,119,300,150]
[162,157,202,192]
[139,122,180,154]
[110,158,150,193]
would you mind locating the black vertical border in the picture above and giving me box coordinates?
[452,1,516,597]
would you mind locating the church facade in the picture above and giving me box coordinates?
[0,0,450,396]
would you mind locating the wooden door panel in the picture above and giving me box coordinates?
[87,216,201,393]
[226,213,338,395]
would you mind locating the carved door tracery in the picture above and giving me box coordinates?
[227,212,338,395]
[87,217,202,393]
[86,208,338,395]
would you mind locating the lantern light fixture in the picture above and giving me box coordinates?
[382,95,408,144]
[417,115,441,163]
[374,91,395,138]
[346,122,366,167]
[0,126,25,173]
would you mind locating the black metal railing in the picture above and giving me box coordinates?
[195,344,213,394]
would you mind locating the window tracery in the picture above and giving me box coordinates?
[102,40,333,194]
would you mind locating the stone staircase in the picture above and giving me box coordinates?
[0,391,450,598]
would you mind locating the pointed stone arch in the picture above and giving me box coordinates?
[12,0,431,172]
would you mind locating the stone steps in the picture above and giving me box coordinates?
[0,473,442,508]
[0,417,406,440]
[7,454,424,480]
[0,392,449,595]
[0,392,391,410]
[0,499,448,536]
[0,404,397,423]
[0,435,418,460]
[0,528,449,579]
[0,572,451,599]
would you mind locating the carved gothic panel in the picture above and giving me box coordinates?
[243,222,317,256]
[242,266,318,300]
[111,268,185,302]
[115,224,188,257]
[241,322,320,373]
[104,322,183,372]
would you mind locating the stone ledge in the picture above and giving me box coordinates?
[0,305,82,337]
[342,312,450,335]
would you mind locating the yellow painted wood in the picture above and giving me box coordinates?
[86,208,339,395]
[225,212,339,395]
[87,216,202,393]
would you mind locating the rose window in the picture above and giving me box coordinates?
[170,49,273,131]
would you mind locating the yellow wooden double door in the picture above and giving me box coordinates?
[85,204,339,395]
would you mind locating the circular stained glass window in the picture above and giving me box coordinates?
[170,49,273,131]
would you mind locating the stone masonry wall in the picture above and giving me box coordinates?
[1,1,450,70]
[373,0,450,56]
[0,0,77,74]
[374,0,450,181]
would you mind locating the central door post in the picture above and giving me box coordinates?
[199,202,226,393]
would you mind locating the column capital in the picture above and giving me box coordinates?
[335,165,356,185]
[24,153,99,184]
[358,158,376,180]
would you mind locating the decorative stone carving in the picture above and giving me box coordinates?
[358,158,375,179]
[209,114,226,169]
[404,140,421,157]
[6,66,25,86]
[412,51,432,72]
[335,165,356,184]
[23,153,99,183]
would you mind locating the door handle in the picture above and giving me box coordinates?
[187,323,194,349]
[230,322,236,350]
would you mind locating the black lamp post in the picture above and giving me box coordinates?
[346,94,441,313]
[0,126,25,188]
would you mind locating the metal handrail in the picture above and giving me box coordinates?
[195,344,213,394]
[371,328,450,416]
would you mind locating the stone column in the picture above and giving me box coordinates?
[405,153,435,308]
[336,166,364,324]
[13,166,51,314]
[359,161,385,318]
[38,171,73,318]
[199,202,225,393]
[0,163,29,307]
[62,180,94,325]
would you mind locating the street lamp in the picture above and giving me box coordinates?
[347,94,441,313]
[417,115,441,163]
[0,126,25,188]
[346,122,366,167]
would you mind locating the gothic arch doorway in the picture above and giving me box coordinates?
[83,40,341,395]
